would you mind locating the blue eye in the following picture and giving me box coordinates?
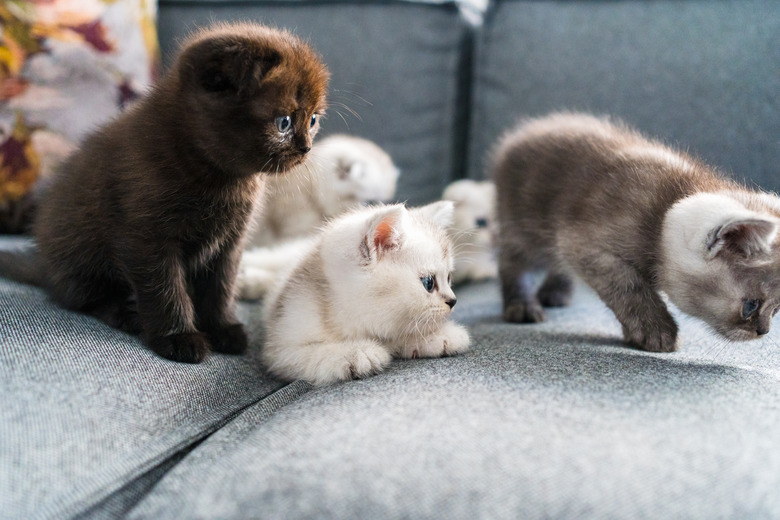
[742,299,760,319]
[475,217,489,229]
[275,115,292,133]
[421,275,435,293]
[310,114,317,128]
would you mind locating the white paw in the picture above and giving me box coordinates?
[307,340,392,385]
[237,267,275,300]
[343,341,393,380]
[403,321,470,359]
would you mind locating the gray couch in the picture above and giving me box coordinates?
[2,1,779,518]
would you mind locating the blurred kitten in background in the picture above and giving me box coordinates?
[443,179,497,284]
[247,134,399,247]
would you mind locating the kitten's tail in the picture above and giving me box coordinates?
[0,243,46,287]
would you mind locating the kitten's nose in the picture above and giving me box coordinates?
[757,325,770,336]
[445,297,457,309]
[298,144,311,154]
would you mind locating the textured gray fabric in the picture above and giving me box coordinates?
[158,0,470,205]
[468,0,780,193]
[129,281,780,519]
[0,241,285,519]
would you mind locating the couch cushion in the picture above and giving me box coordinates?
[468,0,780,194]
[157,0,472,205]
[0,239,287,518]
[128,280,780,518]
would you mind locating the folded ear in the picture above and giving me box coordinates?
[442,180,474,204]
[361,205,406,262]
[183,37,281,96]
[414,200,454,230]
[707,217,779,260]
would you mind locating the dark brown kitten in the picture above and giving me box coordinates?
[24,23,329,362]
[492,112,780,352]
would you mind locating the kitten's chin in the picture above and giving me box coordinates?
[717,327,759,342]
[263,154,307,175]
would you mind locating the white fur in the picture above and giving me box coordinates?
[661,192,778,275]
[660,191,780,338]
[262,202,470,386]
[248,134,400,247]
[237,238,314,300]
[442,179,497,283]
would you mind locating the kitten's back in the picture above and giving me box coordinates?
[491,113,733,269]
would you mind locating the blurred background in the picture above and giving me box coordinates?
[1,0,778,231]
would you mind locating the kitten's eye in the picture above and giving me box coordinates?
[310,114,317,128]
[447,273,452,286]
[475,217,489,229]
[275,115,292,133]
[421,275,435,293]
[742,299,761,319]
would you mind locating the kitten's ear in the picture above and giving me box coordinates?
[414,201,455,230]
[338,161,363,181]
[185,38,281,96]
[706,217,779,260]
[362,206,406,261]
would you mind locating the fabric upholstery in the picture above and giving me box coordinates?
[468,0,780,194]
[0,248,284,518]
[129,281,780,519]
[2,1,780,518]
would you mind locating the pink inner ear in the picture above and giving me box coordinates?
[374,220,395,250]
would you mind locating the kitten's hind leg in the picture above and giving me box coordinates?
[537,271,574,308]
[570,253,679,353]
[89,296,142,334]
[500,265,546,323]
[49,273,141,333]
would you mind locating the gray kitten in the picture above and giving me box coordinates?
[492,112,780,352]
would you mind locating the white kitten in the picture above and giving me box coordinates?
[262,201,470,385]
[237,238,314,300]
[443,179,498,283]
[247,134,400,247]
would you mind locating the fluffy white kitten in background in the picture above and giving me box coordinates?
[238,238,312,300]
[442,179,498,283]
[262,201,470,385]
[247,134,400,247]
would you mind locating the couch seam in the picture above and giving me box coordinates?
[53,381,313,520]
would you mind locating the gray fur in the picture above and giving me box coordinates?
[492,112,780,352]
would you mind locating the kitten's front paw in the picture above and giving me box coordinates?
[503,300,546,323]
[406,322,470,359]
[237,267,275,301]
[344,342,392,381]
[207,323,248,355]
[622,319,679,353]
[150,332,211,363]
[438,322,470,356]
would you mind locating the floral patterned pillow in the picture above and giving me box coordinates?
[0,0,159,233]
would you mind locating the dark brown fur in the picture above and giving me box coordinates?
[29,23,329,362]
[491,112,759,352]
